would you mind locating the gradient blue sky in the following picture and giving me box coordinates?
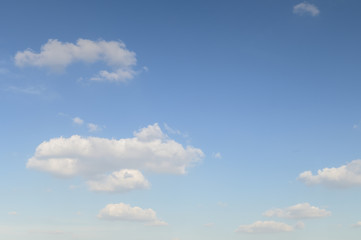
[1,0,361,239]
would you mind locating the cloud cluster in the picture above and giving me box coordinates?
[87,169,150,193]
[263,203,331,219]
[298,160,361,188]
[293,2,320,16]
[235,221,294,234]
[15,38,137,82]
[72,117,101,132]
[27,123,204,193]
[97,202,167,226]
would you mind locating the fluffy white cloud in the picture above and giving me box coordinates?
[15,38,137,82]
[235,221,294,234]
[298,160,361,188]
[27,123,204,177]
[73,117,84,125]
[263,203,331,219]
[293,2,320,16]
[97,202,167,226]
[87,169,150,193]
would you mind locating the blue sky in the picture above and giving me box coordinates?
[1,0,361,239]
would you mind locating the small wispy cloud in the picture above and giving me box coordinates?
[8,211,17,216]
[293,2,320,16]
[263,203,331,219]
[235,221,294,234]
[70,116,102,132]
[73,117,84,125]
[6,86,45,95]
[352,221,361,228]
[87,123,101,132]
[213,152,222,159]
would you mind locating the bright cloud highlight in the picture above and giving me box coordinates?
[97,202,167,226]
[298,160,361,188]
[235,221,294,234]
[293,2,320,16]
[15,38,137,82]
[263,203,331,219]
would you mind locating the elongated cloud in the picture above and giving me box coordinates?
[27,123,204,177]
[87,169,150,193]
[97,202,167,226]
[15,38,137,82]
[298,160,361,188]
[235,221,294,234]
[293,2,320,16]
[263,203,331,219]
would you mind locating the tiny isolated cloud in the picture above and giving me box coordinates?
[97,202,167,226]
[14,38,138,82]
[235,221,294,234]
[8,211,17,216]
[73,117,84,125]
[87,169,150,193]
[263,203,331,219]
[298,160,361,188]
[293,2,320,16]
[213,152,222,159]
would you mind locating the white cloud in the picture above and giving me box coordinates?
[293,2,320,16]
[352,221,361,228]
[87,123,101,132]
[97,202,167,226]
[298,160,361,188]
[87,169,150,193]
[27,123,204,177]
[235,221,294,234]
[263,203,331,219]
[8,211,17,216]
[73,117,84,125]
[15,38,137,82]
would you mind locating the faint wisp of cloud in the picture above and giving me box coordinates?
[293,2,320,16]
